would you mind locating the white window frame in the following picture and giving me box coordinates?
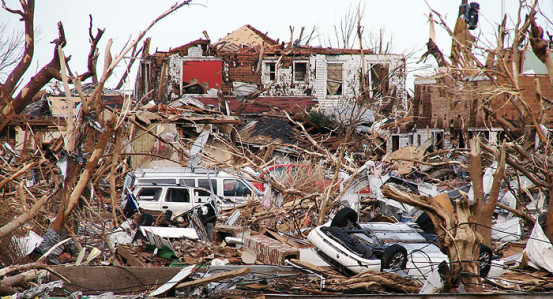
[263,61,277,82]
[293,61,308,82]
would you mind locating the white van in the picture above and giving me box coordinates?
[122,167,260,204]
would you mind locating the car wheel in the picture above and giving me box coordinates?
[381,244,407,271]
[331,207,358,227]
[478,244,493,277]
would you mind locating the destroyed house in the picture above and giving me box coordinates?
[388,50,553,152]
[0,91,126,155]
[135,24,407,115]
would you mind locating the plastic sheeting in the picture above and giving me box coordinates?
[492,218,522,242]
[12,230,43,256]
[525,222,553,273]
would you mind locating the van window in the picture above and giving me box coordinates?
[195,189,211,197]
[224,179,252,197]
[198,179,217,193]
[137,187,162,201]
[179,179,196,187]
[139,178,176,185]
[166,188,190,203]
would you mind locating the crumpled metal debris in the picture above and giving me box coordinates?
[35,229,64,264]
[17,280,64,299]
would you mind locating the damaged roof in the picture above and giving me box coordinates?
[149,24,376,58]
[213,24,279,52]
[238,116,302,147]
[162,39,211,55]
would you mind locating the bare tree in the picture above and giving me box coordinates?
[384,0,553,292]
[0,0,193,243]
[0,22,23,81]
[0,0,105,123]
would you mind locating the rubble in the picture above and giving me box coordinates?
[2,0,553,297]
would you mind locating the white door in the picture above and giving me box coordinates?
[134,186,163,213]
[162,187,194,215]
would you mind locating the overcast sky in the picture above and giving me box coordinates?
[1,0,552,92]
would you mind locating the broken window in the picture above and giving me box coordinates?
[265,62,276,81]
[294,62,307,82]
[433,132,444,150]
[194,189,212,203]
[198,179,217,194]
[179,178,195,187]
[327,63,343,96]
[137,187,162,201]
[166,188,190,203]
[0,126,15,143]
[370,63,389,97]
[392,135,399,151]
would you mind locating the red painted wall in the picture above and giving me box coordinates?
[182,60,222,90]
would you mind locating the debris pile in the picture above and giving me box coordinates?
[2,0,553,297]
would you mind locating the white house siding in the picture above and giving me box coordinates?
[167,55,184,99]
[387,128,452,154]
[260,53,406,108]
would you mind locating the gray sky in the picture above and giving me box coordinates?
[1,0,552,92]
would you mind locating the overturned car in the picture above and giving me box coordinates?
[308,207,493,278]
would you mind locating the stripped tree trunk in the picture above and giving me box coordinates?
[381,137,505,292]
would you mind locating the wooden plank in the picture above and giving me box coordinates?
[150,265,195,297]
[175,267,250,289]
[50,266,183,295]
[116,245,147,267]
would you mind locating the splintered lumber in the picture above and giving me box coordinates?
[0,161,38,190]
[149,265,195,297]
[175,267,250,289]
[116,245,147,267]
[0,185,57,239]
[0,262,46,278]
[326,270,421,293]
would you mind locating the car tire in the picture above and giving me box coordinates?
[478,244,493,277]
[381,244,407,271]
[331,207,358,227]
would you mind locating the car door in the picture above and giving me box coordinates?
[162,187,193,215]
[193,188,214,204]
[134,186,164,213]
